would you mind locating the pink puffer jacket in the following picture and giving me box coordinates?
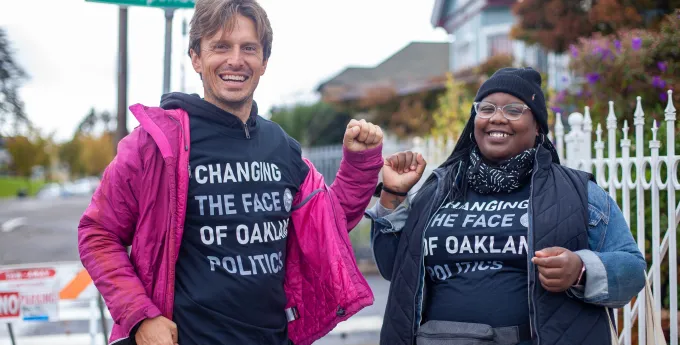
[77,104,382,345]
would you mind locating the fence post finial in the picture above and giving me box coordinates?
[634,96,645,125]
[555,113,565,162]
[584,106,592,131]
[622,120,629,141]
[607,101,617,129]
[652,120,659,142]
[665,89,676,120]
[594,123,606,186]
[555,112,564,134]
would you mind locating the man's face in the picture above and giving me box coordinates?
[190,14,267,111]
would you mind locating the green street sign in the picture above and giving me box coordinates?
[86,0,195,8]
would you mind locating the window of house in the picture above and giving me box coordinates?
[488,33,513,56]
[456,41,472,71]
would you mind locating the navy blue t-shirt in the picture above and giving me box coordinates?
[423,183,531,328]
[164,94,309,345]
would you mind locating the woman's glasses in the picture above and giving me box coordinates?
[473,101,530,121]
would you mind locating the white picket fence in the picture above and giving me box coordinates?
[555,90,677,345]
[301,89,677,345]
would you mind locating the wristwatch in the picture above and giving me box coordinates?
[373,182,408,198]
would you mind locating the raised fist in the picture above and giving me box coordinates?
[343,119,383,152]
[382,151,427,194]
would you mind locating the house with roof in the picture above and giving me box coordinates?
[317,41,450,105]
[316,41,451,139]
[430,0,571,91]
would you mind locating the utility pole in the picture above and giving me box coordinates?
[116,6,128,153]
[163,8,175,94]
[181,16,188,93]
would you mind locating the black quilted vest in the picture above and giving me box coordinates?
[379,146,613,345]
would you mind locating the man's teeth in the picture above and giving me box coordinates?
[489,132,509,138]
[220,75,246,82]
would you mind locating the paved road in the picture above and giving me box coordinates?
[0,196,90,265]
[0,196,390,345]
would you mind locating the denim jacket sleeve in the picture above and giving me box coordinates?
[364,198,411,281]
[568,181,647,308]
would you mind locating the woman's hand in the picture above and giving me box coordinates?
[379,151,426,209]
[532,247,584,292]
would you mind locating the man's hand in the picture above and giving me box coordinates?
[135,316,178,345]
[343,119,383,152]
[532,247,584,293]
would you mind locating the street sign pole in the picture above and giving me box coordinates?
[163,8,175,95]
[86,0,195,139]
[97,293,108,344]
[116,6,129,152]
[181,17,187,93]
[7,323,16,345]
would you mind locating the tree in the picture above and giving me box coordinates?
[99,110,115,133]
[79,132,114,176]
[58,137,84,177]
[77,108,99,135]
[510,0,595,53]
[270,102,351,147]
[0,28,29,135]
[430,73,473,145]
[350,87,441,139]
[510,0,680,53]
[5,133,49,178]
[58,108,116,178]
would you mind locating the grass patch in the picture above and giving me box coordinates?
[0,177,45,198]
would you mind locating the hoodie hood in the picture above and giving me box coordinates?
[160,92,259,139]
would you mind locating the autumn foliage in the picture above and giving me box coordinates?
[59,132,114,178]
[4,134,50,178]
[510,0,680,53]
[430,73,472,144]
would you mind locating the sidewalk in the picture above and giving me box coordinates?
[1,313,383,345]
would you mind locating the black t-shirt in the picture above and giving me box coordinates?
[422,183,531,328]
[164,94,309,345]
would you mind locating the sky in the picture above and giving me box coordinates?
[0,0,449,142]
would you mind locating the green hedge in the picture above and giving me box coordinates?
[0,177,45,198]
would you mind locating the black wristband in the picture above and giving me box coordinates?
[374,182,408,197]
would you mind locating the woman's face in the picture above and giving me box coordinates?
[473,92,538,163]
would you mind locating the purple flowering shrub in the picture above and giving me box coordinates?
[549,10,679,127]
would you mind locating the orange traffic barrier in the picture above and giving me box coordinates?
[59,269,92,300]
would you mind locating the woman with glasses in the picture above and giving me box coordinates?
[366,67,646,345]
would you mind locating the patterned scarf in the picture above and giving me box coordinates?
[467,146,536,194]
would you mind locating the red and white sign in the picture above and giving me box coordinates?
[0,268,56,281]
[0,267,59,322]
[0,291,21,322]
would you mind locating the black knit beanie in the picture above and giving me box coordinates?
[473,67,549,134]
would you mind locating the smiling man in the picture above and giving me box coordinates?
[77,1,385,345]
